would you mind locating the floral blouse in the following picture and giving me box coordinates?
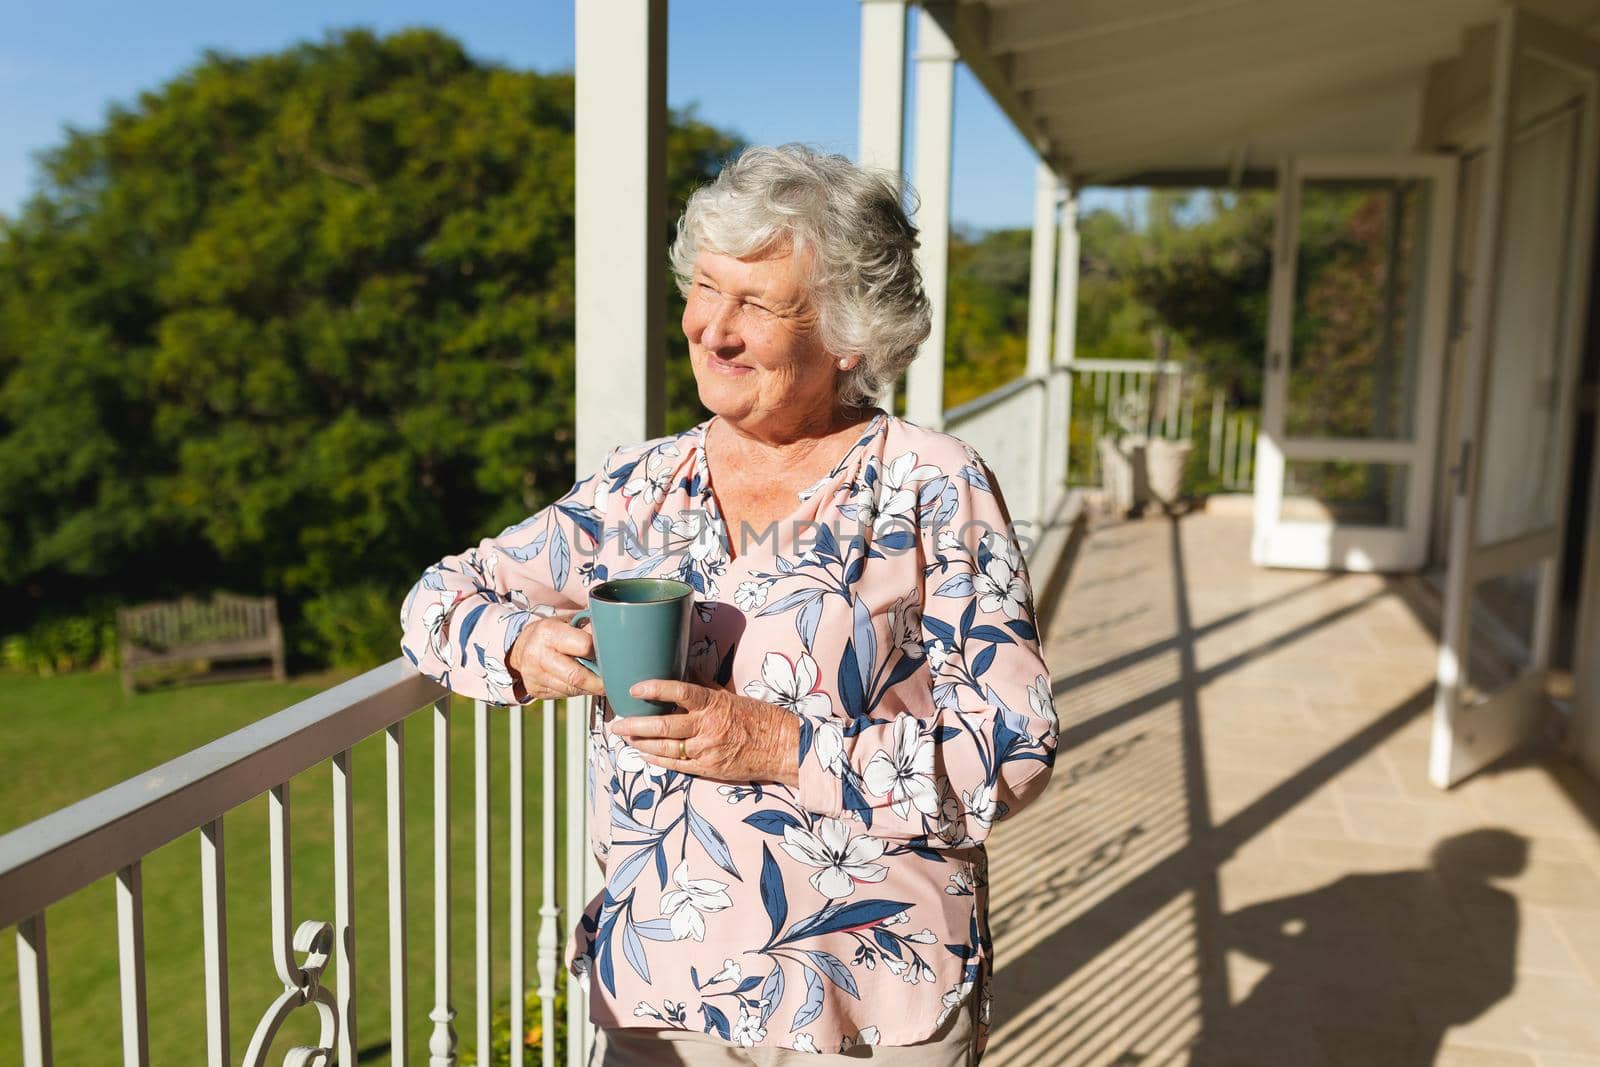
[399,409,1059,1058]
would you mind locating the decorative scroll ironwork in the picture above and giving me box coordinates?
[242,920,340,1067]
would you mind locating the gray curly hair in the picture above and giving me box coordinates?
[669,144,933,408]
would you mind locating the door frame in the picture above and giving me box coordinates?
[1253,153,1459,572]
[1429,6,1600,788]
[1573,369,1600,779]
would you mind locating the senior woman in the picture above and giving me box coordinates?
[400,144,1058,1065]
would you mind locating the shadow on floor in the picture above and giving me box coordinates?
[991,509,1561,1066]
[1197,829,1526,1066]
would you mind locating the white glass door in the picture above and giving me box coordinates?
[1253,155,1458,571]
[1430,8,1600,787]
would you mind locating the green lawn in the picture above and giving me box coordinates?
[0,668,577,1065]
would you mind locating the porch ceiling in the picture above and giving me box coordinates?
[928,0,1600,184]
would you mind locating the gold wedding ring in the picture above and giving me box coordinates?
[679,739,688,760]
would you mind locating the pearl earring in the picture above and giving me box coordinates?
[837,359,850,370]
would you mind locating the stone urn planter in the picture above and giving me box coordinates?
[1145,437,1193,513]
[1097,434,1149,516]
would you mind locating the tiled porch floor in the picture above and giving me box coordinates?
[985,507,1600,1067]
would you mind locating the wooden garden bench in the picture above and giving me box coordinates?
[116,593,286,694]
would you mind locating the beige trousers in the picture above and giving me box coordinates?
[590,992,978,1066]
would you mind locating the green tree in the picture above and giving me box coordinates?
[943,226,1031,406]
[1126,189,1275,406]
[0,28,739,662]
[1075,206,1162,365]
[941,207,1181,406]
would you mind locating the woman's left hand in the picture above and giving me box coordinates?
[609,680,801,787]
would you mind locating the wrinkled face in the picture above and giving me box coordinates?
[683,247,846,429]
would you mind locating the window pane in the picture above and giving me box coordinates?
[1280,461,1408,527]
[1286,178,1431,441]
[1462,563,1541,705]
[1474,55,1585,549]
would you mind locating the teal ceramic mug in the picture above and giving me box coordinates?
[570,577,695,717]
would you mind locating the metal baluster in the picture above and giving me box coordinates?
[244,783,337,1065]
[387,720,410,1066]
[431,697,458,1066]
[537,699,560,1067]
[1163,373,1178,439]
[1209,392,1225,476]
[474,699,492,1062]
[17,912,53,1067]
[565,696,590,1067]
[116,862,150,1066]
[1153,371,1165,438]
[1063,367,1077,487]
[509,702,527,1067]
[1241,415,1256,485]
[1090,371,1106,484]
[201,819,230,1067]
[269,785,295,998]
[1172,372,1183,439]
[1223,414,1239,490]
[334,748,357,1066]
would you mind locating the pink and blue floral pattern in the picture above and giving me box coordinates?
[400,410,1058,1057]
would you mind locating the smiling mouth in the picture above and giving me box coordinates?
[707,357,753,374]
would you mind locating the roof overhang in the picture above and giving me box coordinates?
[926,0,1600,185]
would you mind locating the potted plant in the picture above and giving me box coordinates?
[1098,389,1150,516]
[1145,430,1193,514]
[1143,331,1193,514]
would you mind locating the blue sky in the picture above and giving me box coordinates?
[0,1,1131,230]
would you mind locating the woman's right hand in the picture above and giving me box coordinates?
[508,616,606,701]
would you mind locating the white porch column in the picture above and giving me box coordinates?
[1053,189,1079,369]
[572,6,664,1064]
[905,9,956,428]
[1020,160,1060,528]
[1025,160,1060,378]
[575,0,668,474]
[857,0,908,174]
[1048,187,1079,491]
[858,0,908,408]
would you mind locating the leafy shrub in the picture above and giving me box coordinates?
[293,582,409,670]
[465,971,571,1067]
[1,605,119,675]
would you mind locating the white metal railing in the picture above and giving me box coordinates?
[0,659,595,1067]
[1207,394,1257,491]
[1070,358,1193,488]
[1062,358,1258,493]
[943,364,1074,554]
